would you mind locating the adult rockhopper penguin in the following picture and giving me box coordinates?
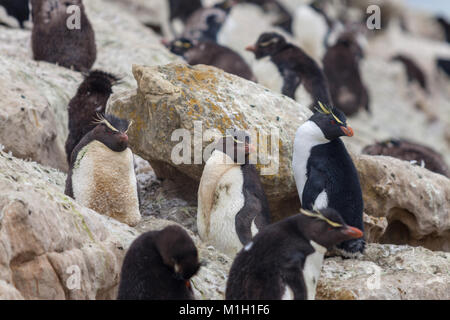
[226,208,363,300]
[246,32,332,108]
[197,131,271,258]
[118,225,201,300]
[65,70,120,164]
[65,114,141,227]
[292,102,365,256]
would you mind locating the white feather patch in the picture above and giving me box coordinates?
[313,190,328,210]
[303,240,326,300]
[281,285,294,300]
[71,140,141,227]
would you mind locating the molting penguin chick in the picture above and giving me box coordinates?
[0,0,30,28]
[65,114,141,227]
[197,131,271,258]
[363,139,449,178]
[31,0,96,72]
[323,32,370,116]
[165,38,256,82]
[292,102,365,257]
[65,70,120,164]
[246,32,332,108]
[391,54,428,92]
[118,225,200,300]
[226,208,363,300]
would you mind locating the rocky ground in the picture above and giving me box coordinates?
[0,0,449,300]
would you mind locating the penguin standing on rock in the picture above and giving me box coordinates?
[197,131,271,258]
[292,102,365,256]
[164,38,256,82]
[31,0,96,72]
[118,225,201,300]
[65,70,120,164]
[226,208,363,300]
[246,32,332,108]
[65,114,141,227]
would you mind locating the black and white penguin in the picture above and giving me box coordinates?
[246,32,332,108]
[165,38,256,82]
[65,114,141,227]
[391,54,428,92]
[0,0,29,28]
[118,225,201,300]
[197,131,271,258]
[292,102,365,256]
[226,208,363,300]
[323,32,370,116]
[31,0,96,72]
[65,70,120,164]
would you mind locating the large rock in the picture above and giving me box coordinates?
[0,0,179,172]
[108,62,311,220]
[355,154,450,252]
[0,148,138,299]
[317,244,450,300]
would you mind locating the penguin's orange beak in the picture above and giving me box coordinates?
[342,226,363,239]
[245,45,257,53]
[340,126,354,137]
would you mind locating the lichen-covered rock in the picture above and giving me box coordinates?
[108,62,311,220]
[317,244,450,300]
[363,213,388,243]
[0,149,138,300]
[355,154,450,252]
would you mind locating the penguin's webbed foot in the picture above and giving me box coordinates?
[335,238,365,259]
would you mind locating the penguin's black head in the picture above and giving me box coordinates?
[79,70,120,97]
[164,38,194,56]
[310,102,353,140]
[214,0,236,13]
[298,208,363,249]
[335,32,364,60]
[246,32,288,59]
[155,225,200,284]
[214,129,255,164]
[91,114,131,152]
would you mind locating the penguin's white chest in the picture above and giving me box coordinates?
[71,140,141,226]
[197,151,244,258]
[292,121,328,206]
[303,241,326,300]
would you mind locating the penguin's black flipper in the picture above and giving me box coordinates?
[282,254,308,300]
[281,70,301,99]
[235,191,262,245]
[301,166,326,210]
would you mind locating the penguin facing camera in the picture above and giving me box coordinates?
[226,208,363,300]
[118,225,201,300]
[292,102,365,257]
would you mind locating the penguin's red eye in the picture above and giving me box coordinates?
[330,120,336,125]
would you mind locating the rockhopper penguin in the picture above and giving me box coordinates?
[65,70,120,164]
[65,114,141,227]
[246,32,332,108]
[226,208,363,300]
[197,131,271,258]
[117,225,201,300]
[292,102,365,256]
[164,38,256,82]
[31,0,96,72]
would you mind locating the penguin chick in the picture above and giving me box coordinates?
[323,32,370,116]
[65,114,141,227]
[292,102,365,257]
[246,32,332,108]
[182,0,235,42]
[226,208,363,300]
[65,70,120,164]
[165,38,256,82]
[31,0,96,72]
[118,225,201,300]
[391,54,428,92]
[0,0,29,28]
[197,130,271,258]
[362,139,449,178]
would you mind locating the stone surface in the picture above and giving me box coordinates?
[317,244,450,300]
[355,154,450,252]
[0,149,138,300]
[108,62,311,220]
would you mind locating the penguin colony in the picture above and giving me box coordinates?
[1,0,448,301]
